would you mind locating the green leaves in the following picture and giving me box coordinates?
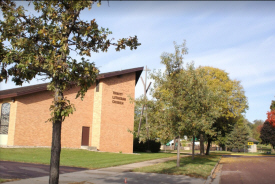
[48,97,76,123]
[148,42,222,143]
[197,66,248,144]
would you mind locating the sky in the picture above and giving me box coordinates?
[1,1,275,123]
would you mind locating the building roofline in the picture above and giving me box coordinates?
[0,67,144,100]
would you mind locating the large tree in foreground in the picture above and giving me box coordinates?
[0,1,140,183]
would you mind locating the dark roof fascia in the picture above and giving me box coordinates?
[0,67,144,100]
[0,83,49,100]
[97,67,144,85]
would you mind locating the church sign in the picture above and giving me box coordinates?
[112,91,126,105]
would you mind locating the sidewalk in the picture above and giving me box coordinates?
[3,156,207,184]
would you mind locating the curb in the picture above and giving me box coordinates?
[204,156,222,184]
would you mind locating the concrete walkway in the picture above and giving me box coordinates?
[3,156,206,184]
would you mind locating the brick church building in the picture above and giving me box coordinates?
[0,67,143,153]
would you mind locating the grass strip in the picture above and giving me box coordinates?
[0,178,20,183]
[210,151,275,156]
[0,148,175,169]
[133,155,221,179]
[0,178,7,183]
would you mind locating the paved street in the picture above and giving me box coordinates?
[220,155,275,184]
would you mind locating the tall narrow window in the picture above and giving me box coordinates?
[96,80,99,92]
[0,103,10,134]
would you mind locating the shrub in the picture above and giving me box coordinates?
[147,139,161,153]
[133,138,161,153]
[133,138,146,152]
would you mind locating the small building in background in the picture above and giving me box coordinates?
[248,137,259,153]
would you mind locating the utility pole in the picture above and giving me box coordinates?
[137,65,151,137]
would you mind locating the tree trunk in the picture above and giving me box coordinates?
[192,135,195,160]
[173,137,176,150]
[49,84,63,184]
[200,133,204,155]
[177,136,181,167]
[206,138,212,155]
[49,120,62,184]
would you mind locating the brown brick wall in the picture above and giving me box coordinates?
[9,72,136,153]
[14,91,53,146]
[99,73,135,153]
[14,85,95,148]
[60,86,94,148]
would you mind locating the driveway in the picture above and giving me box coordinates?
[220,155,275,184]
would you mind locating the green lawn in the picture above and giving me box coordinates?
[133,155,221,179]
[0,148,175,169]
[7,148,271,180]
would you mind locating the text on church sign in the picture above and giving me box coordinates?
[112,91,126,105]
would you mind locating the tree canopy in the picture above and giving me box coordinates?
[196,66,248,154]
[260,121,275,149]
[267,100,275,127]
[1,0,139,98]
[247,119,264,141]
[0,1,140,183]
[149,41,222,165]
